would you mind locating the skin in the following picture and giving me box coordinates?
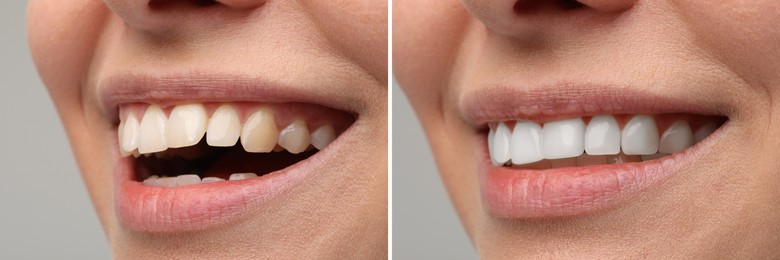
[28,0,386,259]
[395,0,780,258]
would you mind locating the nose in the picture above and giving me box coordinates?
[103,0,267,34]
[459,0,639,37]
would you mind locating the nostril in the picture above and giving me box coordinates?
[513,0,585,14]
[148,0,219,10]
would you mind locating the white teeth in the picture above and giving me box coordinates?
[241,108,279,153]
[542,118,585,159]
[207,104,241,147]
[137,105,169,154]
[492,122,512,164]
[310,125,336,150]
[488,127,499,166]
[584,115,621,155]
[510,121,544,165]
[658,120,694,154]
[142,175,159,186]
[120,114,140,156]
[201,177,226,184]
[156,177,177,187]
[621,115,659,155]
[166,104,208,148]
[695,123,718,143]
[175,174,201,186]
[278,119,311,154]
[229,173,258,181]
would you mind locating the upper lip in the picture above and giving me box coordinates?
[459,82,730,125]
[98,72,362,123]
[461,81,729,218]
[102,72,359,232]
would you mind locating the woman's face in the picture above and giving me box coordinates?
[395,0,780,258]
[28,0,386,258]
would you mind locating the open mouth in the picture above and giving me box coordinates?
[487,114,725,169]
[118,102,353,187]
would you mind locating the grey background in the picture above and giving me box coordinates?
[0,1,111,259]
[392,81,477,259]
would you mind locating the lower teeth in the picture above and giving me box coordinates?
[507,152,667,169]
[142,173,260,187]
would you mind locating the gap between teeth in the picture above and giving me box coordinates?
[142,173,259,187]
[118,104,337,157]
[489,114,718,167]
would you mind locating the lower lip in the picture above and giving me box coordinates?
[479,130,717,218]
[114,148,313,232]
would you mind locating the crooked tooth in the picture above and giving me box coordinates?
[201,177,226,184]
[278,119,311,154]
[166,104,207,148]
[241,108,279,153]
[229,173,258,181]
[120,114,140,156]
[694,123,718,143]
[621,115,659,155]
[156,177,177,187]
[142,175,159,186]
[175,174,201,186]
[310,125,336,150]
[543,118,585,159]
[584,115,621,155]
[492,122,512,164]
[658,120,694,154]
[207,104,241,147]
[138,105,168,154]
[510,121,544,165]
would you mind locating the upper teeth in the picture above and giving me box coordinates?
[488,115,717,166]
[118,103,336,156]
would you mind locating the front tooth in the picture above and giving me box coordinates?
[229,173,258,181]
[492,122,512,164]
[488,127,499,166]
[207,104,241,147]
[310,125,336,150]
[120,114,140,156]
[621,115,659,155]
[166,104,207,148]
[510,121,544,165]
[138,105,168,154]
[543,118,585,159]
[658,120,694,154]
[240,108,279,153]
[278,119,311,154]
[201,177,226,184]
[142,175,159,186]
[584,115,621,155]
[175,174,201,186]
[156,177,177,187]
[694,123,718,143]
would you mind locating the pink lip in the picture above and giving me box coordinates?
[463,83,729,218]
[102,73,354,232]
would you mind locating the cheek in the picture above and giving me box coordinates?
[674,0,780,89]
[303,0,388,83]
[27,0,109,107]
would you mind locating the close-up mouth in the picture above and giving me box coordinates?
[462,84,732,218]
[101,74,358,232]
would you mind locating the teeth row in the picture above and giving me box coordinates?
[118,104,337,156]
[142,173,259,187]
[488,115,718,166]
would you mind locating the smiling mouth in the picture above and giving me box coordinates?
[487,114,725,169]
[118,102,353,186]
